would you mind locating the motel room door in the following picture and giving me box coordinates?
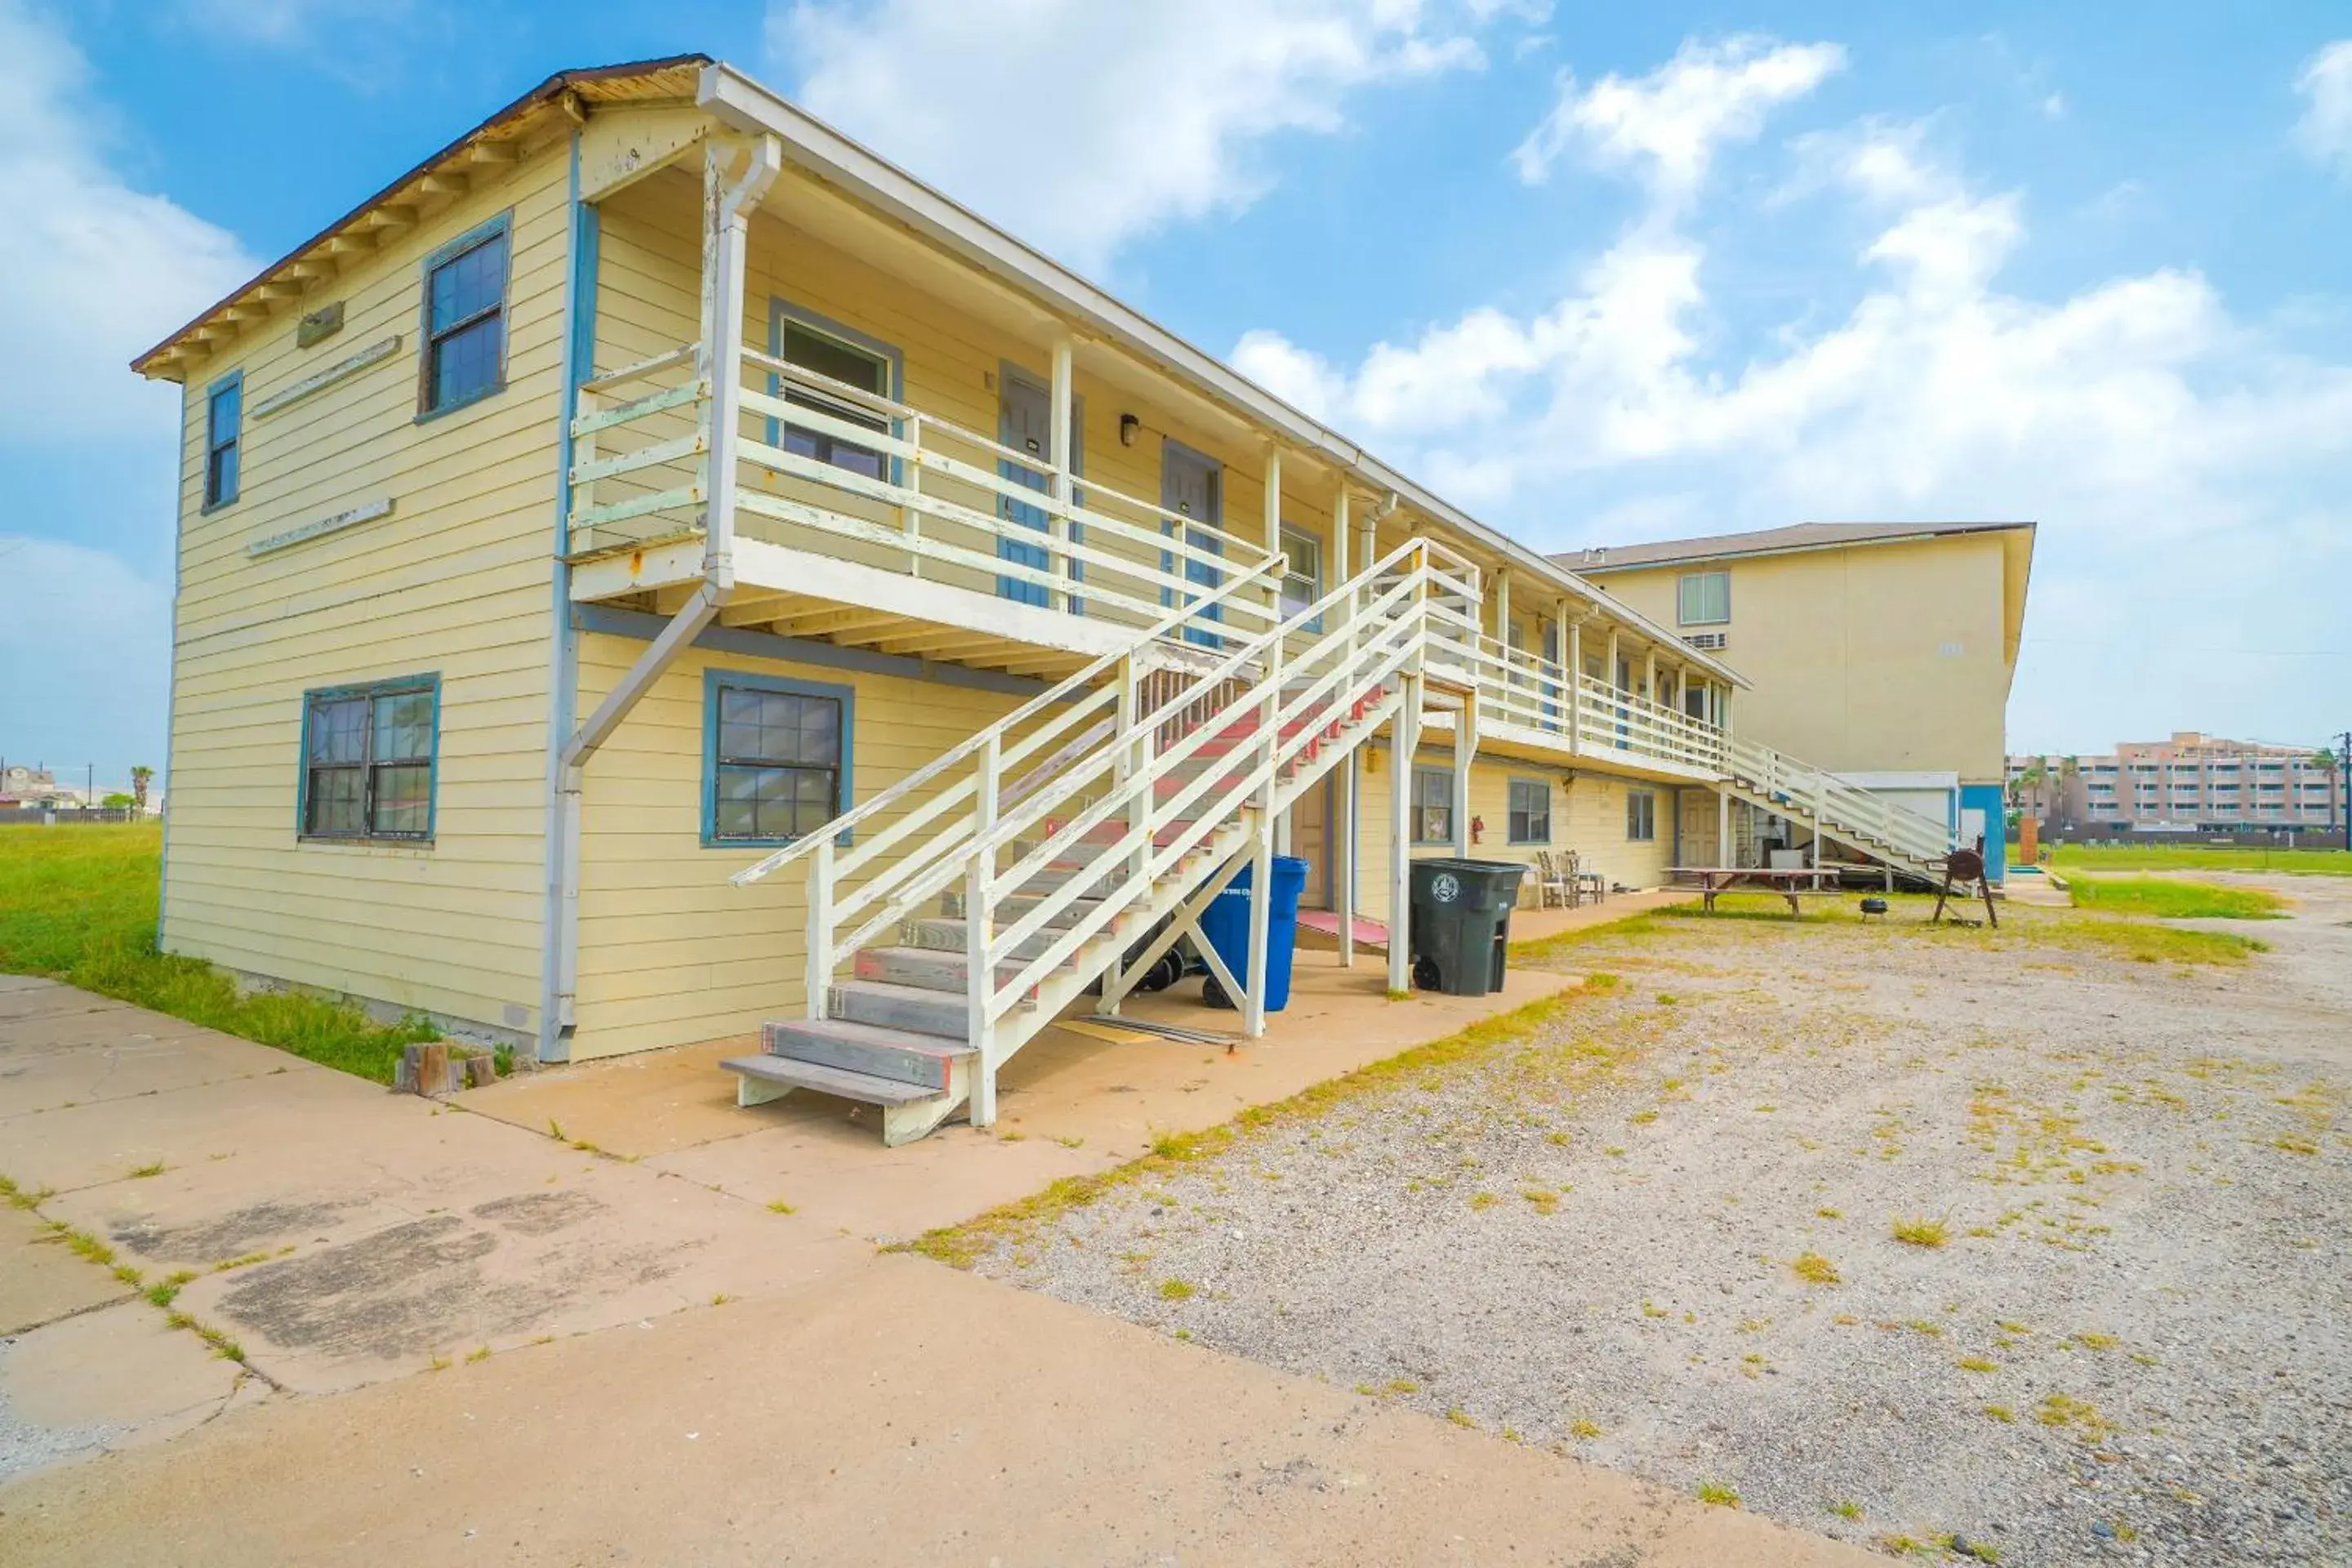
[1678,788,1719,867]
[1288,776,1334,911]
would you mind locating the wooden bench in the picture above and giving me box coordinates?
[1675,866,1846,919]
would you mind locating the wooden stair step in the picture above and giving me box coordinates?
[723,1053,945,1107]
[762,1015,969,1090]
[827,978,974,1036]
[854,943,1061,993]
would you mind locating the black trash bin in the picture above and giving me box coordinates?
[1407,858,1529,996]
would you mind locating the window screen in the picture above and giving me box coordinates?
[302,679,436,841]
[1677,571,1730,626]
[776,321,891,479]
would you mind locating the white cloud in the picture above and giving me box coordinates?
[1510,34,1846,198]
[768,0,1491,272]
[0,0,255,442]
[2295,40,2352,176]
[0,535,173,773]
[1236,37,2352,750]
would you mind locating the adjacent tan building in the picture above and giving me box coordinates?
[2010,733,2345,835]
[1560,520,2033,878]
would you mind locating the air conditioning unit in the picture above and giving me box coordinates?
[1683,631,1727,651]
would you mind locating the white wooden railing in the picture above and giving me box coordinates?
[730,537,1475,1090]
[567,341,1284,640]
[1723,735,1954,866]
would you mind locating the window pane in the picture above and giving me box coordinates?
[719,688,840,767]
[430,314,503,409]
[430,233,507,333]
[372,763,431,835]
[782,323,887,395]
[207,442,238,506]
[715,764,764,840]
[309,697,368,764]
[1678,572,1729,626]
[209,381,240,445]
[307,765,366,835]
[373,691,433,761]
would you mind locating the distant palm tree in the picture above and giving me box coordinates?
[130,765,154,819]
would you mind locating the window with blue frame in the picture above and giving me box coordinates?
[772,312,894,479]
[705,671,852,846]
[421,216,510,416]
[204,372,242,509]
[301,677,438,841]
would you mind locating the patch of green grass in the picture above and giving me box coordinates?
[1446,1406,1477,1429]
[127,1161,167,1179]
[2049,843,2352,876]
[2069,877,2285,920]
[1157,1277,1196,1301]
[1957,1356,1998,1373]
[765,1198,797,1214]
[1569,1418,1601,1439]
[1695,1481,1741,1508]
[0,824,440,1083]
[144,1270,198,1309]
[1984,1404,2016,1423]
[2041,913,2268,967]
[1891,1215,1949,1249]
[1830,1500,1864,1521]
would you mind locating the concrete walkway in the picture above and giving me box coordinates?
[0,967,1872,1566]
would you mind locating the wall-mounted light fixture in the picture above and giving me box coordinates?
[1118,412,1141,447]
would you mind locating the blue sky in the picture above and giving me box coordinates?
[3,1,2350,790]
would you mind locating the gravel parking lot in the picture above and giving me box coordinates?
[965,880,2352,1564]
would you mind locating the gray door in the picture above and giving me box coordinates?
[1161,442,1222,645]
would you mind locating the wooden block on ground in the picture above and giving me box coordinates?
[465,1055,497,1089]
[418,1042,449,1098]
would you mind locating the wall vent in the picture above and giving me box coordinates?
[1683,631,1728,651]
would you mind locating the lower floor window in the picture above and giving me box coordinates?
[1625,788,1656,842]
[1412,766,1454,844]
[1508,779,1551,844]
[705,671,851,846]
[301,677,439,841]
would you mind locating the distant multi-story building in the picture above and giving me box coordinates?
[2009,733,2345,833]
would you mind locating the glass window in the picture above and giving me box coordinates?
[1278,526,1324,625]
[1508,779,1551,844]
[775,319,891,479]
[1677,571,1730,626]
[708,679,846,844]
[1411,767,1453,844]
[422,220,509,414]
[1625,789,1657,841]
[204,373,242,508]
[301,679,437,841]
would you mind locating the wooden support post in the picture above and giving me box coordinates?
[1645,647,1658,706]
[1566,618,1584,751]
[1389,682,1422,996]
[1334,483,1355,970]
[967,734,1000,1125]
[806,837,835,1018]
[1717,787,1731,869]
[1049,337,1074,614]
[1451,699,1473,858]
[1244,632,1282,1038]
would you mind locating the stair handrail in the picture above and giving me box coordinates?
[961,541,1459,1023]
[1724,734,1953,865]
[728,555,1287,891]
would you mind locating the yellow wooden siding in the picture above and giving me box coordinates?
[159,134,573,1040]
[567,630,1031,1060]
[1334,746,1680,924]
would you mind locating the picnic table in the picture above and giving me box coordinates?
[1673,865,1845,918]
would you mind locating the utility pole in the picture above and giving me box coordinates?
[2338,730,2351,853]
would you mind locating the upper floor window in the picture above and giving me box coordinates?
[301,676,438,842]
[204,372,243,509]
[704,670,853,847]
[1677,570,1730,626]
[772,307,896,481]
[421,215,510,417]
[1279,525,1324,626]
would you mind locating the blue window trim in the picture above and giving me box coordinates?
[295,673,441,845]
[1506,777,1552,845]
[766,296,906,488]
[415,209,514,425]
[200,368,243,514]
[701,666,858,849]
[996,359,1085,611]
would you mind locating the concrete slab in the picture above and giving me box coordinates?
[0,983,132,1028]
[0,1209,130,1338]
[0,1027,314,1117]
[0,1064,385,1195]
[0,1298,246,1475]
[474,960,1581,1242]
[0,1251,1876,1567]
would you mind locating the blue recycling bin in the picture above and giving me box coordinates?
[1196,856,1309,1013]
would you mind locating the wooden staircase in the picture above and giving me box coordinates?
[721,542,1458,1144]
[1721,736,1953,884]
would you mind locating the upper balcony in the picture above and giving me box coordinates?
[559,120,1737,775]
